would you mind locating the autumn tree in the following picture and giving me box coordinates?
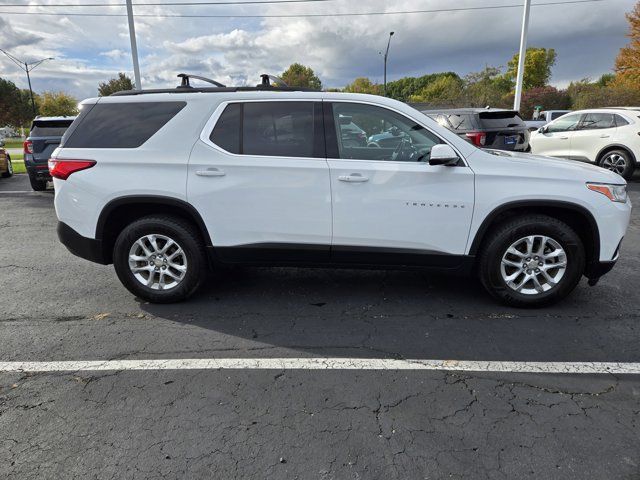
[506,47,557,89]
[615,2,640,89]
[281,63,322,90]
[98,72,135,96]
[519,86,571,120]
[37,91,78,117]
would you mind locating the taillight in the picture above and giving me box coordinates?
[465,131,486,147]
[48,159,96,180]
[23,140,33,154]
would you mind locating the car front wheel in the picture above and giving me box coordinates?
[599,149,634,180]
[113,215,208,303]
[478,215,585,307]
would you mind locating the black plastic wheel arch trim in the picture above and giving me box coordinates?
[468,199,601,262]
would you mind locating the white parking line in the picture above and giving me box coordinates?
[0,190,38,194]
[0,358,639,374]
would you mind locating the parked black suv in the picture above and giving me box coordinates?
[24,116,75,191]
[423,108,530,152]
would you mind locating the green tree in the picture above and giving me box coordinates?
[98,72,135,96]
[506,47,557,89]
[37,91,78,117]
[281,63,322,90]
[0,78,21,127]
[463,66,514,108]
[343,77,380,94]
[384,72,460,102]
[408,74,464,105]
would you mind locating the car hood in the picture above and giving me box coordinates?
[479,149,626,184]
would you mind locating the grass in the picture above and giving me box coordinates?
[3,138,24,149]
[11,160,26,174]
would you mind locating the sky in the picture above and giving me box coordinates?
[0,0,636,100]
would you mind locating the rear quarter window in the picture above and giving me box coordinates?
[63,102,186,148]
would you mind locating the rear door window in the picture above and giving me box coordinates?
[446,114,473,130]
[477,111,524,129]
[209,101,321,158]
[579,113,616,130]
[64,102,186,148]
[30,120,73,137]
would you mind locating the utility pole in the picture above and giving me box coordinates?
[382,31,395,96]
[126,0,142,90]
[513,0,531,112]
[0,48,53,115]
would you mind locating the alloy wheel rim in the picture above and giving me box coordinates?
[128,234,187,291]
[602,153,626,175]
[7,160,12,174]
[500,235,567,296]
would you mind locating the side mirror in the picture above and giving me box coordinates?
[538,126,547,134]
[339,115,352,125]
[429,144,460,166]
[0,140,4,147]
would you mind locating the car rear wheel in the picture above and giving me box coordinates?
[28,174,47,191]
[599,149,634,180]
[1,156,12,178]
[113,215,208,303]
[478,215,585,307]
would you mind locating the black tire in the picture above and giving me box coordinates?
[28,174,47,191]
[478,215,585,308]
[113,215,208,303]
[1,155,12,178]
[598,149,634,180]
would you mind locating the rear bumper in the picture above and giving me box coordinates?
[57,221,108,265]
[26,164,51,180]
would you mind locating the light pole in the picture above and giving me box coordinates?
[513,0,532,112]
[382,31,395,96]
[126,0,142,90]
[0,48,53,115]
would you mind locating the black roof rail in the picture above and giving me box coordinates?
[177,73,226,89]
[110,73,319,96]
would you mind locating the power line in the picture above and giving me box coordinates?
[0,0,335,5]
[0,0,611,18]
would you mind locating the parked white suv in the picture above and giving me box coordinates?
[50,76,631,307]
[530,108,639,179]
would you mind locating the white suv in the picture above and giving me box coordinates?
[530,108,639,179]
[50,77,631,307]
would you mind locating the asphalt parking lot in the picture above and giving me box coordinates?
[1,173,639,479]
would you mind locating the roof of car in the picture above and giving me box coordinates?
[421,108,518,114]
[33,116,77,122]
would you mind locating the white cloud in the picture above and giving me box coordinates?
[99,49,128,60]
[0,0,635,98]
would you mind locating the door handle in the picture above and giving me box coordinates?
[599,134,611,138]
[196,168,225,177]
[559,136,569,140]
[338,174,369,183]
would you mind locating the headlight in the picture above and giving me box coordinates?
[587,183,628,203]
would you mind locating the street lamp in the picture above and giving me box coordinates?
[0,48,54,115]
[381,31,395,96]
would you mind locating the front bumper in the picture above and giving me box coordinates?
[57,221,108,265]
